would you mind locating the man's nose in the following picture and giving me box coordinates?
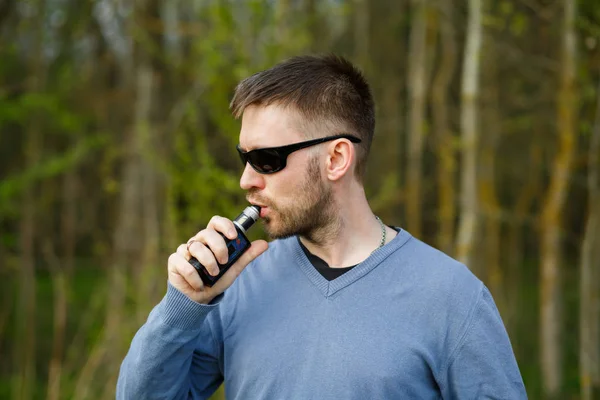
[240,162,266,190]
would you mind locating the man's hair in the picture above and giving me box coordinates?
[230,54,375,180]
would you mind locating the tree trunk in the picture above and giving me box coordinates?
[353,0,369,71]
[14,122,38,400]
[455,0,482,267]
[74,3,140,397]
[579,79,600,400]
[431,0,457,255]
[479,39,503,309]
[13,3,46,397]
[46,168,76,400]
[134,63,158,323]
[305,0,330,53]
[162,0,182,67]
[540,0,577,396]
[406,0,428,239]
[0,251,13,348]
[43,242,67,400]
[505,143,541,335]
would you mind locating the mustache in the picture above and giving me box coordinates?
[246,189,271,207]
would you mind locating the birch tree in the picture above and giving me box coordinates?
[431,0,457,255]
[406,0,428,239]
[579,79,600,400]
[455,0,481,267]
[479,38,503,308]
[540,0,577,396]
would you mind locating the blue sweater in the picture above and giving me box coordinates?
[117,229,527,399]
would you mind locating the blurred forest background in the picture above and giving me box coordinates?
[0,0,599,399]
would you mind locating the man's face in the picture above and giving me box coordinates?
[239,104,336,240]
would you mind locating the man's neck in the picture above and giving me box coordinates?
[298,188,396,268]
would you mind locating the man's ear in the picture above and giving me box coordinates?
[325,139,355,181]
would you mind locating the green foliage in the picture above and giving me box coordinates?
[0,92,85,132]
[0,133,108,214]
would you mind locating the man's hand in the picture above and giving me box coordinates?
[167,216,268,304]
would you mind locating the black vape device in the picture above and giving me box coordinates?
[189,205,261,287]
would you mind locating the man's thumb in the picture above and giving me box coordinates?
[228,240,268,276]
[238,240,268,267]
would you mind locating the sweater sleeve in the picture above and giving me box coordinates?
[116,282,224,400]
[441,285,528,399]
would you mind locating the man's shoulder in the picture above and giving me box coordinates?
[383,232,488,344]
[395,233,479,281]
[385,231,484,306]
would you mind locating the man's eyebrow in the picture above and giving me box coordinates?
[239,142,269,152]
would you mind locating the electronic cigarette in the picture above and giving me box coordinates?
[189,205,261,287]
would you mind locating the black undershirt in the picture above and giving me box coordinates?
[297,227,399,281]
[298,238,357,281]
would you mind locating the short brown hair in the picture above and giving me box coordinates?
[230,54,375,180]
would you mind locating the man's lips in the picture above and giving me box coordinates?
[259,207,268,218]
[247,200,269,218]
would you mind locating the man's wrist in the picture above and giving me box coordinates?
[159,281,221,330]
[197,293,216,305]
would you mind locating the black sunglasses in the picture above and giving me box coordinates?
[236,134,362,174]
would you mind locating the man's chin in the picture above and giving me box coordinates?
[264,226,292,240]
[262,220,296,240]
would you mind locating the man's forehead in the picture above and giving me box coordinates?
[238,104,305,150]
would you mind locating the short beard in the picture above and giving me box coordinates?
[258,156,339,245]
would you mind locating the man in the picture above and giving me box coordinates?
[117,55,527,399]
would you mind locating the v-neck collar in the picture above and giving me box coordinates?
[291,229,413,298]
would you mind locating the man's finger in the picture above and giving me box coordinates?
[170,253,205,291]
[206,216,238,240]
[176,243,190,259]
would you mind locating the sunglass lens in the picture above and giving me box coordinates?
[249,149,282,173]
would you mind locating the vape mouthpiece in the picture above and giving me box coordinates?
[234,205,261,233]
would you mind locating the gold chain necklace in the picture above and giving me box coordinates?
[375,216,386,248]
